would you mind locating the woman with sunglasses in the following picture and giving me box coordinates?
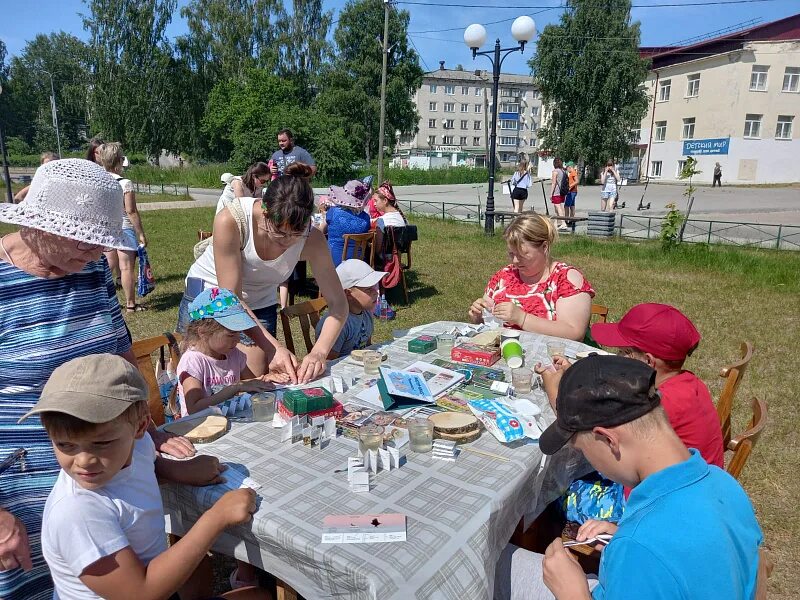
[179,162,348,384]
[0,159,195,600]
[215,162,271,213]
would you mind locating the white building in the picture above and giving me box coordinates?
[635,15,800,184]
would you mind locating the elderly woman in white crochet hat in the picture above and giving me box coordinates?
[0,159,194,600]
[320,179,372,267]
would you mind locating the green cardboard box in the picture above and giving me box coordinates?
[408,334,437,354]
[282,386,334,415]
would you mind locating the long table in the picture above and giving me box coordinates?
[161,321,594,600]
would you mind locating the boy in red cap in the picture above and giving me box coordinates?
[590,302,724,467]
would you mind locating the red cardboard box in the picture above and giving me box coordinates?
[450,343,501,367]
[278,399,344,421]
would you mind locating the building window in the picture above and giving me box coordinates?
[474,120,482,130]
[531,90,540,100]
[750,66,768,91]
[428,118,436,128]
[462,86,469,95]
[498,136,518,146]
[429,84,437,93]
[427,135,436,146]
[677,160,687,177]
[658,79,671,102]
[461,103,469,113]
[686,74,700,98]
[475,87,481,96]
[445,85,455,95]
[500,120,518,130]
[650,161,662,177]
[442,135,454,144]
[654,120,667,142]
[444,103,454,112]
[776,115,793,140]
[460,119,468,129]
[475,104,482,113]
[500,87,520,98]
[473,136,481,146]
[682,117,695,140]
[630,127,641,143]
[460,136,468,145]
[429,101,437,111]
[531,106,540,117]
[500,103,519,113]
[444,119,454,129]
[743,113,762,138]
[783,67,800,93]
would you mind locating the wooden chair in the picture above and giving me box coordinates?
[131,332,182,426]
[341,231,375,267]
[755,546,774,600]
[197,230,212,241]
[717,342,754,448]
[590,304,609,323]
[725,397,767,481]
[280,298,328,355]
[381,225,414,304]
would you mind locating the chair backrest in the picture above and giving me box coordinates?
[280,298,328,355]
[342,231,375,267]
[717,341,755,448]
[726,396,767,481]
[590,304,609,323]
[383,225,416,269]
[131,332,182,426]
[755,546,774,600]
[197,230,212,241]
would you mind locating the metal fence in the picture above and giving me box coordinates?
[134,182,190,196]
[399,199,483,224]
[617,214,800,251]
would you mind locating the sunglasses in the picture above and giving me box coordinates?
[264,220,312,240]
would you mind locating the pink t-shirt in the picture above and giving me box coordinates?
[176,348,247,417]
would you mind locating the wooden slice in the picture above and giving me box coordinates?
[435,428,482,443]
[429,411,480,435]
[471,331,501,348]
[163,415,229,443]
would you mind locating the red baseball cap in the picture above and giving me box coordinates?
[591,303,701,361]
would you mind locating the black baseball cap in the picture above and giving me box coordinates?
[539,355,661,455]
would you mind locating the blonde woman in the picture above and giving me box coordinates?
[509,158,532,213]
[97,142,148,312]
[468,213,595,341]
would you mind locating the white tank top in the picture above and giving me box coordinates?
[215,177,243,214]
[187,197,306,309]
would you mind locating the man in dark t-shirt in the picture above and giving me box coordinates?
[269,128,317,177]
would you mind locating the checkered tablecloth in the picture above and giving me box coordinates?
[161,322,593,600]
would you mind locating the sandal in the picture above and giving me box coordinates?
[126,304,147,313]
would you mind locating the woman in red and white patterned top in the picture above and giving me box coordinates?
[468,213,595,341]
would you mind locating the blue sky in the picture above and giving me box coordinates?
[2,0,798,75]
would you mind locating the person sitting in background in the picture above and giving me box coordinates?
[13,152,58,203]
[319,180,371,267]
[468,213,594,341]
[216,162,271,214]
[372,181,408,263]
[495,356,763,600]
[316,260,387,359]
[26,354,268,600]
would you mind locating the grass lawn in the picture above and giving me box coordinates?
[2,208,798,597]
[136,192,193,203]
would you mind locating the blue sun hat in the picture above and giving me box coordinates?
[188,287,256,332]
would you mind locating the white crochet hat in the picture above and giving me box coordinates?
[0,159,135,250]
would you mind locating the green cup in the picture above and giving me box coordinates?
[501,339,524,369]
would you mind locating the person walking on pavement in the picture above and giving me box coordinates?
[600,160,621,212]
[565,161,579,222]
[713,162,722,187]
[269,129,317,178]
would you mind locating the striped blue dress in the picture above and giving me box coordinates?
[0,257,131,600]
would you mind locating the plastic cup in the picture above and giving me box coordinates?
[407,417,434,453]
[359,424,385,454]
[501,339,524,369]
[251,392,276,422]
[511,368,534,394]
[362,350,382,375]
[547,341,566,358]
[436,333,456,356]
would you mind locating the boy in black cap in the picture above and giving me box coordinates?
[495,355,762,600]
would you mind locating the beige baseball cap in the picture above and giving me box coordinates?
[19,353,148,423]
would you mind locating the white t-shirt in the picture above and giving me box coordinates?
[111,173,135,231]
[176,347,247,417]
[376,211,406,230]
[42,434,167,600]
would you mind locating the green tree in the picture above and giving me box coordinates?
[318,0,422,164]
[83,0,181,160]
[529,0,649,168]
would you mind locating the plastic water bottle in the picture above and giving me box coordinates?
[379,294,388,319]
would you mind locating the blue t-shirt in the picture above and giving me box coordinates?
[270,145,315,175]
[593,450,762,600]
[315,310,374,356]
[326,207,370,267]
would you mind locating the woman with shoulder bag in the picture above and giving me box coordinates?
[510,158,532,213]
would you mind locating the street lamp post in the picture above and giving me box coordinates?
[0,84,13,204]
[377,0,391,184]
[40,69,62,158]
[464,17,536,235]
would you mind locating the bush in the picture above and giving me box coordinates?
[126,163,228,189]
[354,165,489,186]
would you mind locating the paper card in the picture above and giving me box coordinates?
[281,416,304,443]
[490,380,511,395]
[221,465,262,490]
[387,445,407,469]
[384,425,409,448]
[272,412,287,428]
[378,448,392,471]
[347,457,363,481]
[321,514,407,543]
[324,417,337,438]
[367,450,379,474]
[349,469,370,493]
[303,426,320,447]
[332,376,346,394]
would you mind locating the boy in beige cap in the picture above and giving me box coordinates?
[22,353,269,600]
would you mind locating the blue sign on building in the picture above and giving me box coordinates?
[682,138,730,155]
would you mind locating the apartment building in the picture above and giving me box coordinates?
[635,14,800,184]
[396,62,542,167]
